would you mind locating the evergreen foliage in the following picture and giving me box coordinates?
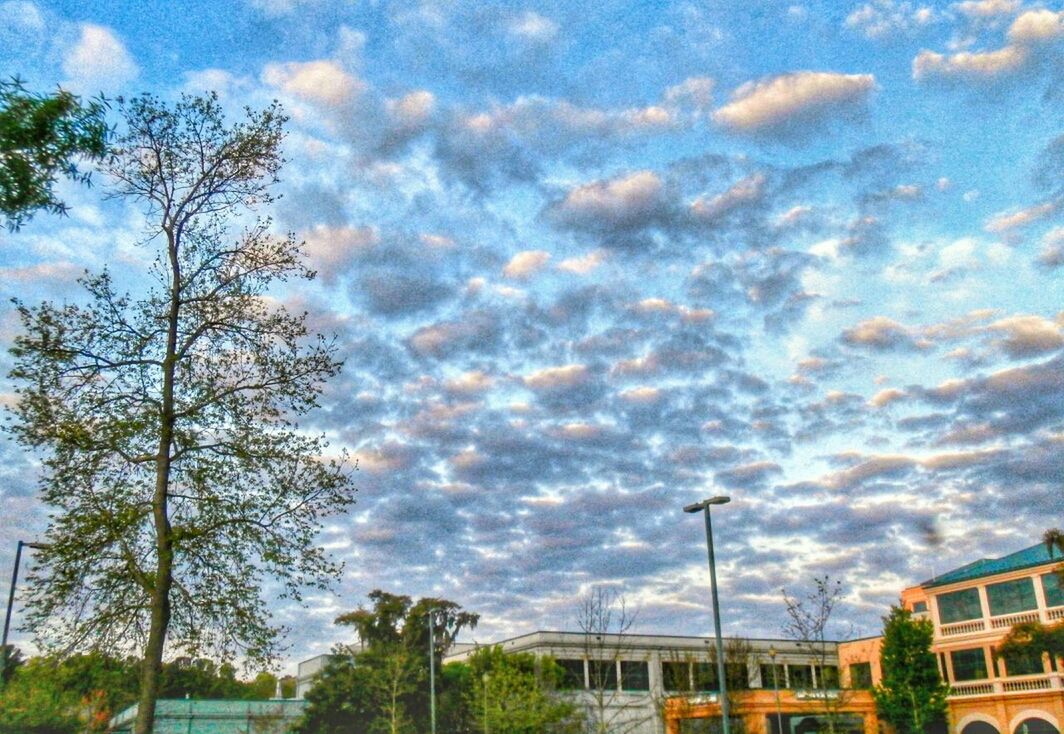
[873,606,949,734]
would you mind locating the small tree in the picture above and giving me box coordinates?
[7,93,355,734]
[0,78,110,230]
[464,646,583,734]
[781,576,851,734]
[657,638,751,734]
[873,606,948,734]
[576,587,653,734]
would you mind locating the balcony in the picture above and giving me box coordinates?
[948,673,1063,699]
[938,605,1064,637]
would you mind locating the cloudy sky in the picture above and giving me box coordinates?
[1,0,1063,671]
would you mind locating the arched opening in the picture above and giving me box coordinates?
[1013,719,1059,734]
[961,723,1000,734]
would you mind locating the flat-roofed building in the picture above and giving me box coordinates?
[445,631,870,734]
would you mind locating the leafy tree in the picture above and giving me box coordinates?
[464,646,584,734]
[781,576,851,734]
[6,93,355,734]
[873,606,948,734]
[296,590,479,734]
[0,78,110,230]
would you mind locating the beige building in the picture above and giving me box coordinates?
[839,541,1064,734]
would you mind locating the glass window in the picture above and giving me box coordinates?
[761,663,786,689]
[620,660,650,691]
[1042,572,1064,608]
[727,663,749,690]
[662,661,690,692]
[817,665,840,688]
[588,659,617,691]
[556,659,585,689]
[950,648,988,681]
[849,662,872,689]
[789,664,813,689]
[936,588,983,624]
[913,601,928,613]
[986,578,1037,616]
[1002,649,1044,676]
[693,662,718,691]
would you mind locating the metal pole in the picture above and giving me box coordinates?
[482,673,490,734]
[770,649,784,734]
[702,507,730,734]
[1,541,26,683]
[428,610,436,734]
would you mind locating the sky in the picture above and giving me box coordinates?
[0,0,1062,673]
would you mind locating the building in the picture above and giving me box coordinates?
[110,699,307,733]
[444,630,875,734]
[838,541,1064,734]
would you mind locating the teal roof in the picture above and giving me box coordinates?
[924,542,1062,588]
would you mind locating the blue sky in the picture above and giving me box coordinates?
[1,0,1062,672]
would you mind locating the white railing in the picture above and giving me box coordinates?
[941,619,986,636]
[948,674,1063,699]
[1047,606,1064,622]
[1002,676,1050,693]
[990,610,1040,629]
[951,682,994,697]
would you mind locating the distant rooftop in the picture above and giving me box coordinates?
[923,541,1062,588]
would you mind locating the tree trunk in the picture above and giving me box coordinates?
[134,229,181,734]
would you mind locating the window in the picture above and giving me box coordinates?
[662,661,690,692]
[848,662,873,689]
[986,578,1037,616]
[950,648,988,681]
[556,659,585,689]
[1042,572,1064,608]
[817,665,840,688]
[693,662,717,691]
[912,601,928,613]
[761,663,786,689]
[789,664,813,689]
[727,663,749,690]
[1002,648,1044,676]
[620,660,650,691]
[937,588,983,624]
[587,659,617,691]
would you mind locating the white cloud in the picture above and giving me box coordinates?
[557,250,607,274]
[712,71,875,137]
[509,10,559,43]
[61,23,138,94]
[846,1,937,39]
[523,364,589,390]
[984,201,1057,233]
[912,46,1028,80]
[503,250,551,279]
[262,60,363,107]
[1007,9,1064,44]
[952,0,1019,19]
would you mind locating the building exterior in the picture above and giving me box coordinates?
[838,541,1064,734]
[109,699,307,734]
[444,630,871,734]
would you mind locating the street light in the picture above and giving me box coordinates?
[684,496,731,734]
[768,645,784,734]
[2,540,49,682]
[428,608,440,734]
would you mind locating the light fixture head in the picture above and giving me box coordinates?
[683,496,731,513]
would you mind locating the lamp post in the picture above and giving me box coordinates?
[2,540,48,682]
[768,646,784,734]
[428,608,439,734]
[482,672,490,734]
[684,496,731,734]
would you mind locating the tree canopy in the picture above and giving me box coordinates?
[6,93,355,734]
[0,78,110,230]
[873,606,948,734]
[297,590,481,734]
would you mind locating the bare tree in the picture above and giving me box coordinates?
[576,588,653,734]
[657,638,751,734]
[781,576,853,734]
